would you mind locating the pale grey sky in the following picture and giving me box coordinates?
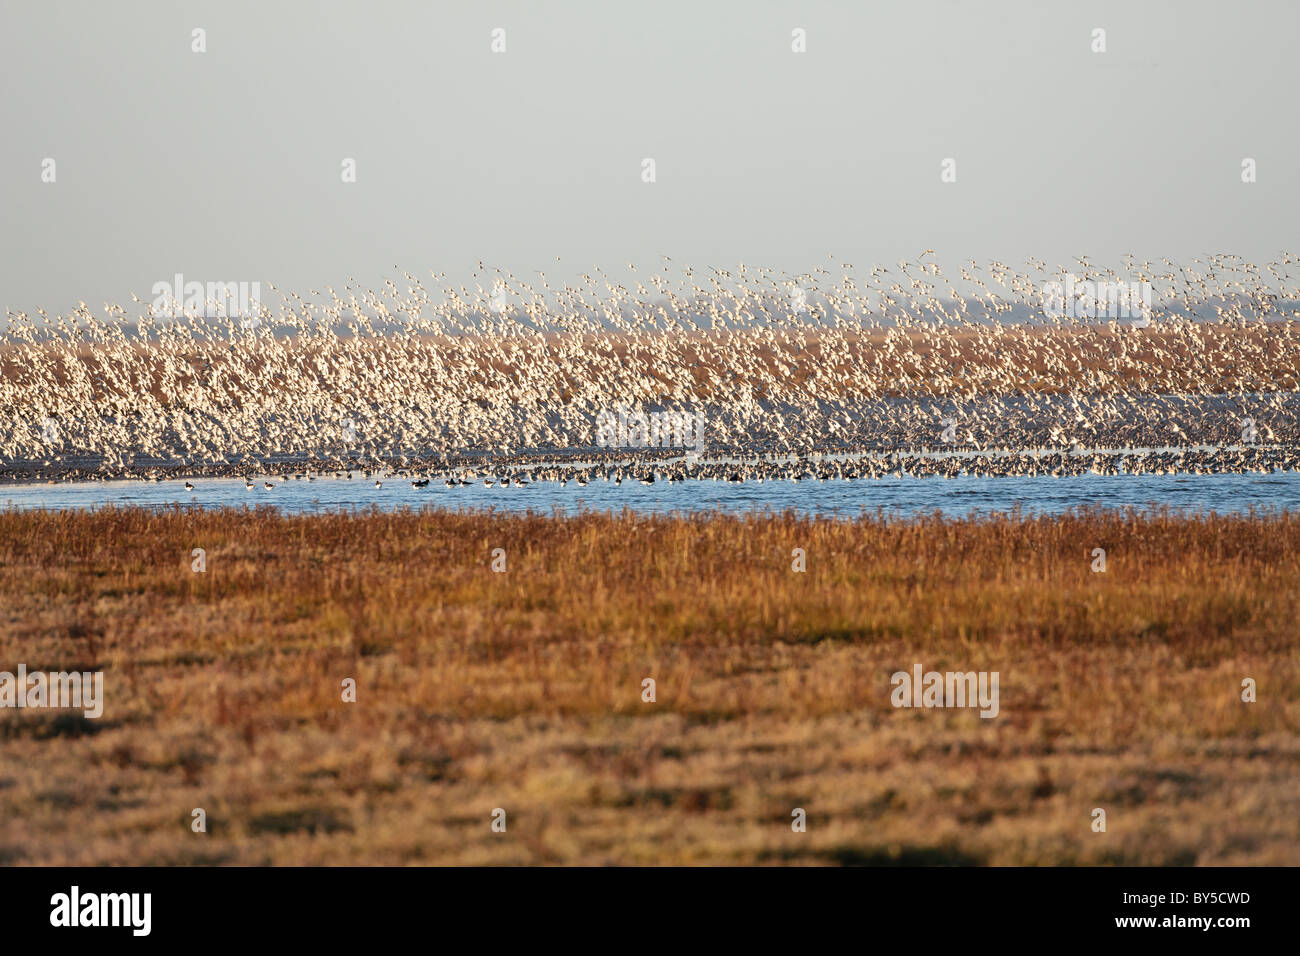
[1,0,1297,316]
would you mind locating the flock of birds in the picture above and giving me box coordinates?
[102,444,1300,494]
[2,253,1299,490]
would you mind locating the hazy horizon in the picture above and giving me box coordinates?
[3,0,1298,318]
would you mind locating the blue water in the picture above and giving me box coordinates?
[4,471,1299,518]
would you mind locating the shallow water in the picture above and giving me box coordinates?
[4,470,1300,518]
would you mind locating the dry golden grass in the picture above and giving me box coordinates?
[1,505,1297,865]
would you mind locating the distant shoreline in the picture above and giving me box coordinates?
[3,441,1297,485]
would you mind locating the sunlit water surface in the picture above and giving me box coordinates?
[5,471,1300,518]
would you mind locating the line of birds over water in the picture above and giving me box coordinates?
[144,442,1299,495]
[3,253,1300,487]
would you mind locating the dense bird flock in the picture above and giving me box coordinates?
[3,253,1300,484]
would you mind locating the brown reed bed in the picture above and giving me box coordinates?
[0,505,1296,865]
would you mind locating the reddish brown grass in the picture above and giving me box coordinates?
[0,506,1296,864]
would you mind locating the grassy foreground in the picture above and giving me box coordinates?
[1,505,1297,865]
